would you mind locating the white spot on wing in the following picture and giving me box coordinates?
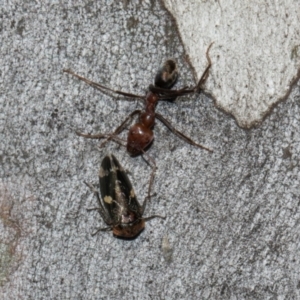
[130,189,135,199]
[104,196,113,204]
[99,167,109,178]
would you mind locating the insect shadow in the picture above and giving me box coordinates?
[85,154,165,239]
[64,44,214,157]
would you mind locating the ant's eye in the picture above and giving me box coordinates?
[154,60,178,89]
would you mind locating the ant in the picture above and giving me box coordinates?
[64,43,213,156]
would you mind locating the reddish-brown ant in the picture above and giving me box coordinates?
[64,44,213,156]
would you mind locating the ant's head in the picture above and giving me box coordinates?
[154,59,178,89]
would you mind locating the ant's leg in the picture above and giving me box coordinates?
[98,109,141,148]
[155,113,213,153]
[63,69,145,100]
[140,152,157,209]
[77,131,127,149]
[139,154,166,220]
[90,226,112,237]
[76,131,111,139]
[109,110,141,136]
[76,109,141,146]
[194,42,213,92]
[99,136,127,149]
[143,214,166,222]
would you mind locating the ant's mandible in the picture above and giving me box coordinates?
[64,44,213,156]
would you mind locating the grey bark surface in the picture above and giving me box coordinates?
[1,1,300,299]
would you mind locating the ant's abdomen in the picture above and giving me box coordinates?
[127,123,154,156]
